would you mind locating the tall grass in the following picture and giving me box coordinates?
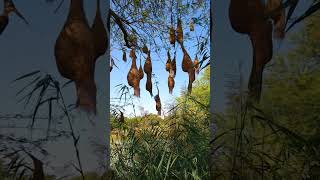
[110,96,211,180]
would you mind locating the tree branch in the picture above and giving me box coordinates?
[109,9,132,48]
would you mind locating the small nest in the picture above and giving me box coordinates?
[181,47,193,73]
[168,70,175,94]
[154,94,161,116]
[176,18,183,45]
[127,48,140,97]
[189,19,194,31]
[142,44,149,54]
[144,52,153,96]
[122,49,127,62]
[169,25,175,45]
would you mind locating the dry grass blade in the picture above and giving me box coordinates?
[61,80,73,89]
[252,115,306,143]
[284,0,299,27]
[11,158,27,179]
[15,76,41,96]
[30,77,54,129]
[71,162,83,175]
[18,168,27,180]
[117,84,130,102]
[200,61,210,72]
[286,2,320,32]
[47,97,53,138]
[1,150,31,180]
[7,155,19,170]
[13,72,62,134]
[53,0,65,14]
[11,70,40,84]
[17,84,42,107]
[198,51,210,70]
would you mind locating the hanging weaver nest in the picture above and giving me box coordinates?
[181,45,196,93]
[176,18,183,45]
[142,44,149,54]
[181,46,193,73]
[169,25,176,45]
[229,0,278,101]
[128,34,138,47]
[122,49,127,62]
[189,18,194,31]
[165,50,172,72]
[127,48,140,97]
[168,69,175,94]
[154,89,161,115]
[144,51,153,96]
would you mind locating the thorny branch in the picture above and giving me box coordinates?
[109,9,133,48]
